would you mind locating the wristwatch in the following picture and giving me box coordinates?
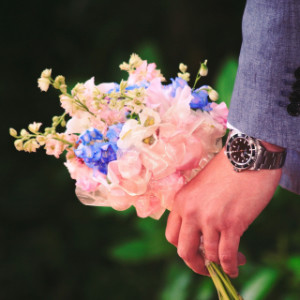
[225,130,287,172]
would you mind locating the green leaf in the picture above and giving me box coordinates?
[215,58,238,107]
[159,263,192,300]
[111,239,151,262]
[110,221,173,262]
[287,255,300,278]
[240,267,279,300]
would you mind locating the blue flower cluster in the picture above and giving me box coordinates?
[166,78,211,111]
[74,124,123,175]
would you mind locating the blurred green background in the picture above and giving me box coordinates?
[2,0,300,299]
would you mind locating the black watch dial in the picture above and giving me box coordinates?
[226,133,257,170]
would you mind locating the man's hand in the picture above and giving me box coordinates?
[165,146,282,277]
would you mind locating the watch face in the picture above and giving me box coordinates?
[226,133,257,170]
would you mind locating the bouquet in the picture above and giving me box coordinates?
[10,54,242,299]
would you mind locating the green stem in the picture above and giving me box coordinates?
[207,263,230,300]
[192,74,201,90]
[210,263,240,300]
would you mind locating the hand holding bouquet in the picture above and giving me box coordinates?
[10,54,242,299]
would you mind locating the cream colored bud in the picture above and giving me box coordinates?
[61,120,66,127]
[9,128,18,137]
[14,139,23,151]
[119,62,130,71]
[178,72,190,82]
[20,129,29,137]
[72,83,85,95]
[59,84,67,93]
[129,53,142,67]
[38,77,50,92]
[45,127,52,134]
[23,139,40,153]
[208,89,219,101]
[52,116,59,123]
[41,68,52,78]
[179,63,187,73]
[200,60,208,76]
[53,75,66,90]
[28,122,42,133]
[36,135,46,146]
[119,80,128,92]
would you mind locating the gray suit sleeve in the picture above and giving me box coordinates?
[228,0,300,195]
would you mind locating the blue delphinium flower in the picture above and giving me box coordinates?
[106,123,123,145]
[166,77,188,97]
[190,88,212,111]
[75,126,123,175]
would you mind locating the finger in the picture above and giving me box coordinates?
[202,227,220,264]
[177,222,208,275]
[238,252,246,266]
[219,231,240,278]
[165,211,182,247]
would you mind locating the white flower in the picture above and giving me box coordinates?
[38,77,51,92]
[139,107,161,127]
[117,118,157,150]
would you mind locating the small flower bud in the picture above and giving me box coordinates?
[60,84,67,93]
[61,120,66,127]
[28,122,42,133]
[200,60,208,76]
[20,129,29,137]
[178,72,190,82]
[14,139,23,151]
[119,80,128,92]
[208,89,219,101]
[38,77,51,92]
[179,63,187,73]
[9,128,18,137]
[53,75,66,90]
[41,68,52,78]
[119,62,130,71]
[36,135,46,146]
[52,116,59,123]
[72,83,85,96]
[129,53,142,67]
[45,127,52,134]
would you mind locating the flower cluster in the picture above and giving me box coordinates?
[10,54,228,219]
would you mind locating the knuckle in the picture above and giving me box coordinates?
[183,208,196,219]
[202,214,216,227]
[204,241,218,252]
[220,254,234,265]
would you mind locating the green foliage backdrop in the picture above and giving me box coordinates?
[2,0,300,299]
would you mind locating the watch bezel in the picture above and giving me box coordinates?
[226,132,258,171]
